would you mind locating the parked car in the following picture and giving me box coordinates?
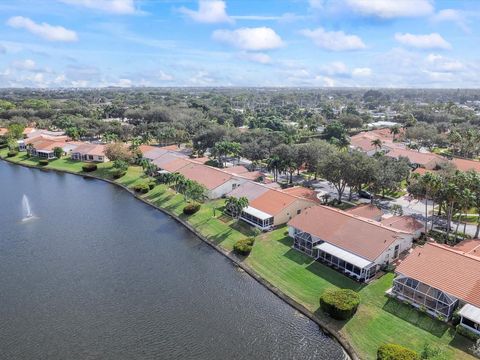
[358,190,373,199]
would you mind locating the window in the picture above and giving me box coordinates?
[88,155,93,160]
[297,209,301,215]
[232,183,238,190]
[98,156,103,161]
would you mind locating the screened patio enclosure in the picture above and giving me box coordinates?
[240,206,274,230]
[391,276,458,319]
[458,304,480,335]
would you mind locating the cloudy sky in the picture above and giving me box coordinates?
[1,0,479,88]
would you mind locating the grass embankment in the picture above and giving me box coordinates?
[0,149,475,360]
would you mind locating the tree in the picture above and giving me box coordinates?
[323,121,349,147]
[113,159,129,171]
[390,125,401,140]
[371,139,383,151]
[105,142,133,163]
[129,136,143,151]
[211,140,242,167]
[7,138,18,151]
[318,149,354,202]
[346,150,376,200]
[371,156,410,199]
[338,113,363,130]
[272,144,299,184]
[185,181,207,202]
[53,147,64,159]
[225,196,249,219]
[7,123,25,140]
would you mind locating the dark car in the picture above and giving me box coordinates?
[358,190,373,199]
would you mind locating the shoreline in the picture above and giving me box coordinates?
[1,157,359,360]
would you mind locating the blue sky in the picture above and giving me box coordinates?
[0,0,479,88]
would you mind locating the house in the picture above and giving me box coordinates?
[451,158,480,173]
[27,139,69,159]
[349,128,402,156]
[288,205,414,281]
[346,204,383,221]
[390,242,480,333]
[152,153,191,173]
[385,148,446,170]
[19,134,70,151]
[227,182,317,230]
[380,215,424,239]
[176,163,246,199]
[71,144,108,162]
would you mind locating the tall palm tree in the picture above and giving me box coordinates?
[371,139,383,151]
[390,125,400,141]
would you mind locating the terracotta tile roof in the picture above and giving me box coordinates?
[385,148,445,166]
[288,205,404,261]
[346,204,383,220]
[190,156,210,164]
[283,186,322,203]
[250,189,299,216]
[32,140,66,151]
[222,165,250,175]
[154,156,191,173]
[72,143,106,156]
[139,145,158,154]
[25,134,69,144]
[142,147,170,160]
[177,163,234,190]
[227,181,270,202]
[380,215,423,233]
[452,158,480,173]
[412,167,435,175]
[396,242,480,307]
[0,128,7,136]
[350,135,377,152]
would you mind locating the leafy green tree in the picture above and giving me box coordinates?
[53,147,63,159]
[225,196,249,219]
[0,99,16,111]
[7,123,25,140]
[323,121,349,147]
[318,149,354,202]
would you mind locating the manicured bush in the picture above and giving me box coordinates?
[82,163,97,172]
[233,237,255,256]
[112,169,126,179]
[148,180,156,190]
[7,150,18,157]
[204,159,222,168]
[38,159,49,166]
[133,183,150,194]
[183,202,201,215]
[456,324,480,341]
[377,343,420,360]
[319,288,360,320]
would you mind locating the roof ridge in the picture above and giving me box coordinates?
[428,242,480,263]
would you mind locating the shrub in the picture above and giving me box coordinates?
[7,150,18,157]
[377,343,420,360]
[82,163,97,172]
[183,202,201,215]
[456,324,480,341]
[112,169,126,179]
[204,159,222,168]
[133,183,150,194]
[38,159,49,166]
[319,288,360,320]
[233,238,255,256]
[148,180,156,190]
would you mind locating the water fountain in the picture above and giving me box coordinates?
[22,194,34,221]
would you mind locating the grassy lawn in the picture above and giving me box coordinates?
[1,151,475,360]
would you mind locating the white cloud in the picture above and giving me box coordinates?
[59,0,137,15]
[212,27,284,51]
[321,61,349,76]
[352,67,372,77]
[345,0,433,18]
[115,78,132,87]
[239,52,271,64]
[431,9,469,32]
[179,0,233,24]
[12,59,36,71]
[6,16,78,42]
[300,27,366,51]
[158,71,174,81]
[395,32,451,50]
[426,54,464,72]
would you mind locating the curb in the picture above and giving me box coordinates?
[1,157,359,360]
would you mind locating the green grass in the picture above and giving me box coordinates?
[1,150,475,360]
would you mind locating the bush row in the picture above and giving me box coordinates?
[7,150,18,157]
[133,183,150,194]
[319,288,360,320]
[82,163,97,172]
[456,324,480,341]
[233,237,255,256]
[38,159,49,166]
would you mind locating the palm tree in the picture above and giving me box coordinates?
[225,196,249,219]
[371,139,383,151]
[390,125,400,141]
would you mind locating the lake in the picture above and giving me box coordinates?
[0,161,346,359]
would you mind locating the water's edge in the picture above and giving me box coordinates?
[0,158,358,360]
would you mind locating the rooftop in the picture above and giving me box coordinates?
[380,215,423,233]
[346,204,383,220]
[177,163,234,190]
[385,148,445,166]
[396,242,480,307]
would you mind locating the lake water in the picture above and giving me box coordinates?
[0,161,346,360]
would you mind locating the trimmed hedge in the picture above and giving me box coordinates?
[148,180,156,190]
[233,238,255,256]
[7,150,18,157]
[456,324,480,341]
[38,159,49,166]
[133,183,150,194]
[377,343,420,360]
[320,288,360,320]
[82,163,97,172]
[183,202,201,215]
[112,169,126,179]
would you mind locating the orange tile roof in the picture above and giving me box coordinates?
[396,242,480,307]
[380,216,423,233]
[283,186,322,203]
[222,165,250,175]
[288,205,404,261]
[159,157,191,173]
[33,140,66,151]
[452,158,480,173]
[72,143,106,156]
[386,148,445,166]
[346,204,383,220]
[177,163,234,190]
[250,189,300,216]
[0,128,7,136]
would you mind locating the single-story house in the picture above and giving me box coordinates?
[380,215,424,239]
[390,242,480,332]
[288,205,414,281]
[27,139,70,159]
[346,204,383,221]
[177,163,246,199]
[385,148,446,170]
[71,144,108,162]
[227,182,316,230]
[451,158,480,173]
[19,134,70,151]
[152,153,192,173]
